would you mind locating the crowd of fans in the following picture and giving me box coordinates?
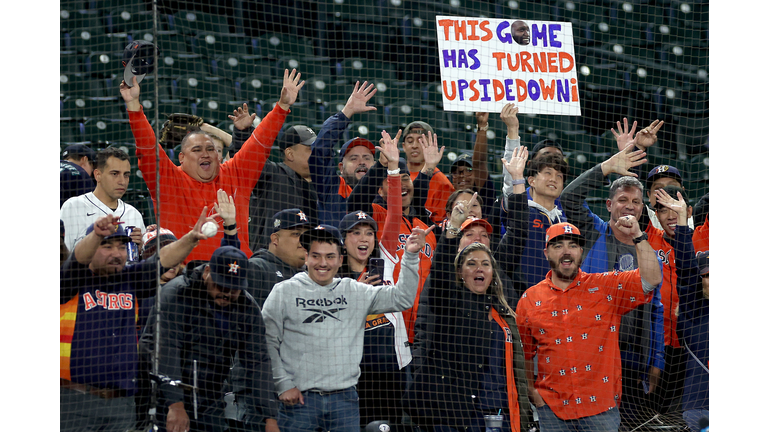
[60,68,709,432]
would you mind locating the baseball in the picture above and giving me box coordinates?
[201,221,218,238]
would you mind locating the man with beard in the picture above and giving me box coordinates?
[155,246,279,432]
[309,81,378,228]
[515,221,662,431]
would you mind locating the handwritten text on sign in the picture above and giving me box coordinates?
[436,17,580,115]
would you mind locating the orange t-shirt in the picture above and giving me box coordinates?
[128,105,288,261]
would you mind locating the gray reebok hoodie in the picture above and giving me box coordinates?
[262,250,420,395]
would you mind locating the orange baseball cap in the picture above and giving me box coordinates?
[545,222,585,247]
[460,218,493,235]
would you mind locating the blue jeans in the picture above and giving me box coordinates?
[278,387,360,432]
[536,405,620,432]
[60,387,135,432]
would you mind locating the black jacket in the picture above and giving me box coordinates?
[405,191,532,430]
[247,248,304,307]
[149,265,278,423]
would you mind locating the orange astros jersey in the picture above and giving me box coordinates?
[372,202,436,343]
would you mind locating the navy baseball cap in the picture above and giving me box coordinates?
[278,125,317,151]
[85,221,131,244]
[647,165,683,189]
[62,143,96,162]
[208,246,249,291]
[697,251,709,276]
[531,139,563,159]
[451,153,474,171]
[122,40,159,86]
[340,137,375,158]
[339,211,378,234]
[301,224,344,250]
[271,208,312,234]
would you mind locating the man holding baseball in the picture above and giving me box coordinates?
[60,208,218,432]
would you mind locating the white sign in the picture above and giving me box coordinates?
[436,17,580,115]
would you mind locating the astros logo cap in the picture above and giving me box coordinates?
[545,222,585,247]
[209,246,249,291]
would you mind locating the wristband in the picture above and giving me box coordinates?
[446,225,461,236]
[223,223,237,231]
[387,168,400,176]
[632,232,649,244]
[510,178,526,185]
[477,124,489,131]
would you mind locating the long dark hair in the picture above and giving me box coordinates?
[453,242,514,316]
[337,220,381,279]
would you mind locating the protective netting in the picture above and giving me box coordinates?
[60,1,709,431]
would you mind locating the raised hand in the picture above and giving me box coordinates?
[501,146,528,179]
[476,112,489,128]
[228,103,258,131]
[189,206,219,241]
[611,117,638,152]
[601,144,647,177]
[655,189,687,217]
[449,192,479,229]
[277,69,305,111]
[214,189,236,226]
[405,225,436,253]
[500,103,519,138]
[342,81,378,118]
[92,215,122,237]
[634,119,664,149]
[418,131,445,172]
[614,215,642,238]
[377,129,402,168]
[119,76,142,111]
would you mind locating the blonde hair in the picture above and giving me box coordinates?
[454,242,515,317]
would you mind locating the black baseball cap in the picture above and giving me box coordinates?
[278,125,317,151]
[451,153,473,171]
[300,224,344,250]
[122,40,159,87]
[339,211,378,234]
[531,139,563,159]
[85,221,131,244]
[647,165,683,189]
[62,143,96,162]
[271,208,312,234]
[208,246,249,291]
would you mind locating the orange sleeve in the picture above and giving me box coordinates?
[380,175,402,255]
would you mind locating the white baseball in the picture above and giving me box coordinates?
[201,221,218,238]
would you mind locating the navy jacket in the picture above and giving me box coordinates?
[308,111,354,227]
[670,226,709,412]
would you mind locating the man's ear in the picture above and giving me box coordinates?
[606,198,613,213]
[93,168,102,182]
[338,161,344,173]
[202,264,210,280]
[283,147,293,162]
[527,175,535,186]
[270,232,279,247]
[377,186,384,197]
